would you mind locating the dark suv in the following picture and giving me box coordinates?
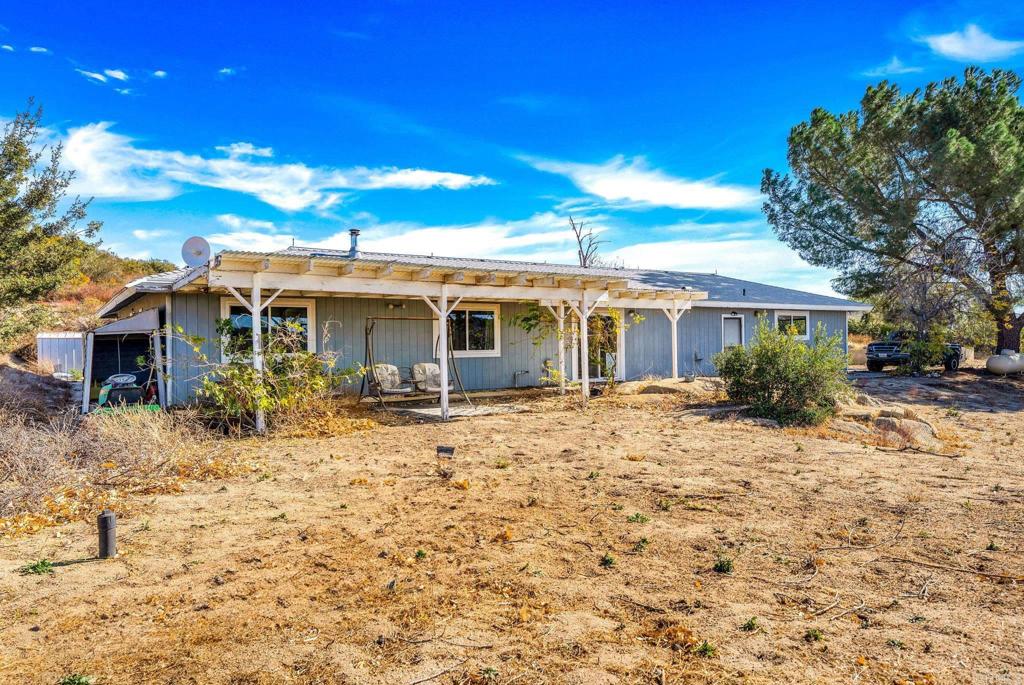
[865,331,963,373]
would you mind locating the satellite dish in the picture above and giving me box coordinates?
[181,236,211,267]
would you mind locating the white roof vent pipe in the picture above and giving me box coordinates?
[349,228,361,258]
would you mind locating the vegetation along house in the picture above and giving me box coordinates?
[95,230,870,419]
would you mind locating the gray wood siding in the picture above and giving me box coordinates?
[168,293,221,405]
[167,294,558,404]
[625,307,849,379]
[166,293,850,404]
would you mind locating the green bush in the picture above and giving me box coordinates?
[713,317,849,426]
[902,327,948,374]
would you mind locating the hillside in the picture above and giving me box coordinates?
[1,245,175,357]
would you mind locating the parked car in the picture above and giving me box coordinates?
[865,331,963,373]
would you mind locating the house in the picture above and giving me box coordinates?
[95,229,869,420]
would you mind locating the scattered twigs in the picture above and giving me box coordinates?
[810,593,841,616]
[899,574,934,600]
[778,562,820,587]
[407,659,468,685]
[873,445,962,459]
[829,598,867,622]
[817,520,906,554]
[615,595,667,614]
[879,556,1023,581]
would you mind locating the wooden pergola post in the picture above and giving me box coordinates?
[566,291,601,402]
[422,283,463,421]
[226,274,283,435]
[544,301,568,395]
[661,300,686,379]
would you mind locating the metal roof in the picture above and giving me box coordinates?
[100,246,869,315]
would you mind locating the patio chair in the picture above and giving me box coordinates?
[412,362,454,393]
[369,363,414,396]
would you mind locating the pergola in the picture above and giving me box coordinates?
[206,240,707,429]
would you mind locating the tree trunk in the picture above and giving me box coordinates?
[995,312,1024,352]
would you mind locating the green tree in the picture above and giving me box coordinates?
[1,101,100,316]
[762,68,1024,351]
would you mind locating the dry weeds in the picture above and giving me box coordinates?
[0,409,259,538]
[0,371,1021,684]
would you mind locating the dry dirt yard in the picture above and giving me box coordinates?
[1,372,1022,685]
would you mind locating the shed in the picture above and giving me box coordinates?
[82,308,167,412]
[36,332,85,375]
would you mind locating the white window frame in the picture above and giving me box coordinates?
[774,310,810,341]
[219,296,317,362]
[721,314,745,351]
[433,302,501,358]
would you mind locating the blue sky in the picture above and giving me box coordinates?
[3,1,1024,295]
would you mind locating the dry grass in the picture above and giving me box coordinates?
[0,373,1022,684]
[0,409,259,538]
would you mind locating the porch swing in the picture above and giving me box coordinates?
[359,315,473,409]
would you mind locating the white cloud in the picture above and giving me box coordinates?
[1,45,13,52]
[28,46,49,54]
[526,154,760,210]
[218,67,236,76]
[62,122,495,211]
[215,213,279,231]
[862,56,923,77]
[132,228,171,240]
[104,68,128,81]
[207,212,580,259]
[215,141,274,159]
[114,88,132,96]
[921,24,1024,62]
[207,230,292,252]
[76,69,107,83]
[152,70,167,78]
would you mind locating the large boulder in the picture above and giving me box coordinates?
[831,419,872,436]
[874,416,943,450]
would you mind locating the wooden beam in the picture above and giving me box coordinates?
[338,262,355,275]
[477,272,497,284]
[376,263,394,278]
[417,268,433,280]
[445,271,465,283]
[558,278,584,289]
[511,273,529,286]
[304,258,316,274]
[258,258,271,272]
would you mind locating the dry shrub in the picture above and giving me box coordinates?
[0,408,258,538]
[271,399,377,439]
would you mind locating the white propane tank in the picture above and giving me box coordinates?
[986,351,1024,375]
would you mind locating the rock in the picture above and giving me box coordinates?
[831,419,871,436]
[837,406,878,421]
[739,416,781,428]
[854,392,883,407]
[873,416,943,449]
[878,407,907,419]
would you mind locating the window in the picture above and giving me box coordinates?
[775,310,809,340]
[722,315,744,350]
[438,304,500,357]
[219,297,316,361]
